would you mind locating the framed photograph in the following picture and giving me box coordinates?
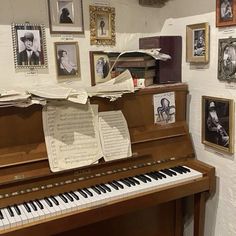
[186,22,209,63]
[89,51,111,86]
[202,96,234,154]
[218,37,236,81]
[216,0,236,27]
[89,5,116,46]
[48,0,84,34]
[54,42,80,78]
[11,23,48,69]
[153,92,176,125]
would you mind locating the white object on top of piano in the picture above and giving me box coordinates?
[43,103,132,172]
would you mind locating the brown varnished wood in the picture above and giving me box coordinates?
[0,83,215,236]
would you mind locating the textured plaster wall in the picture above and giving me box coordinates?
[161,12,236,236]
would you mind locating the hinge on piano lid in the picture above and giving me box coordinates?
[14,174,25,180]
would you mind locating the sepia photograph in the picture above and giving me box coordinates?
[48,0,84,34]
[90,5,115,45]
[12,23,47,69]
[186,22,209,63]
[153,92,176,125]
[54,42,80,78]
[218,37,236,81]
[89,51,111,86]
[202,96,234,154]
[216,0,236,27]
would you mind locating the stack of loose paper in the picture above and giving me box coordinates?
[42,103,132,172]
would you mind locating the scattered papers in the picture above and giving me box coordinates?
[0,92,31,107]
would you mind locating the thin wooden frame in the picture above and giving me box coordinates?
[54,42,80,78]
[202,96,234,154]
[11,23,48,69]
[186,22,209,63]
[216,0,236,27]
[89,5,115,46]
[48,0,84,34]
[89,51,112,86]
[218,37,236,81]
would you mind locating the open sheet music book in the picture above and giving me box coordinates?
[42,103,132,172]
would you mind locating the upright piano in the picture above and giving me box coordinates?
[0,83,215,236]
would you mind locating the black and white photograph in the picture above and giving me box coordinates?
[89,51,111,86]
[220,0,233,20]
[218,38,236,81]
[193,29,205,56]
[48,0,84,34]
[90,5,116,45]
[186,22,209,63]
[96,13,109,38]
[54,42,80,78]
[153,92,176,125]
[202,96,234,154]
[58,1,74,24]
[12,23,47,69]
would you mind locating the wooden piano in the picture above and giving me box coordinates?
[0,83,215,236]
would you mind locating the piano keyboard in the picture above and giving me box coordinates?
[0,166,202,231]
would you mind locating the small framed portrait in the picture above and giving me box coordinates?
[218,37,236,81]
[186,22,209,63]
[54,42,80,78]
[11,23,48,69]
[153,92,176,125]
[89,51,111,86]
[48,0,84,34]
[89,5,115,46]
[202,96,234,154]
[216,0,236,27]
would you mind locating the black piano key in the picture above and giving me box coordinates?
[91,186,101,195]
[113,180,124,189]
[29,201,38,211]
[135,175,147,183]
[125,178,136,186]
[96,184,107,193]
[0,210,3,219]
[70,191,79,200]
[83,188,93,197]
[120,179,131,187]
[146,173,158,180]
[101,183,111,192]
[129,177,140,185]
[170,167,183,174]
[13,205,21,215]
[64,193,74,202]
[23,202,31,212]
[59,194,68,203]
[78,189,88,198]
[174,166,185,174]
[155,171,167,178]
[35,199,44,209]
[141,174,152,182]
[151,171,163,179]
[50,196,59,206]
[160,169,173,177]
[108,182,119,190]
[44,197,53,207]
[166,168,177,176]
[7,206,14,217]
[179,166,191,173]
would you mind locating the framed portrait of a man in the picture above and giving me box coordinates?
[202,96,234,154]
[216,0,236,27]
[11,23,48,69]
[186,22,209,63]
[89,5,115,46]
[218,37,236,81]
[48,0,84,34]
[54,42,80,78]
[89,51,111,86]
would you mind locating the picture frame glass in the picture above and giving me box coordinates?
[202,96,234,153]
[55,42,80,78]
[48,0,84,34]
[193,28,206,57]
[12,23,48,69]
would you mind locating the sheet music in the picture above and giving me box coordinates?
[98,110,132,161]
[43,103,103,172]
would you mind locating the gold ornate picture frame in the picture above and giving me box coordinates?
[89,5,115,46]
[186,22,209,63]
[202,96,234,154]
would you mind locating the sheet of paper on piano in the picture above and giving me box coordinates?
[99,110,132,161]
[42,103,103,172]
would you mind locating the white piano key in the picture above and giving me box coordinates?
[1,209,11,230]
